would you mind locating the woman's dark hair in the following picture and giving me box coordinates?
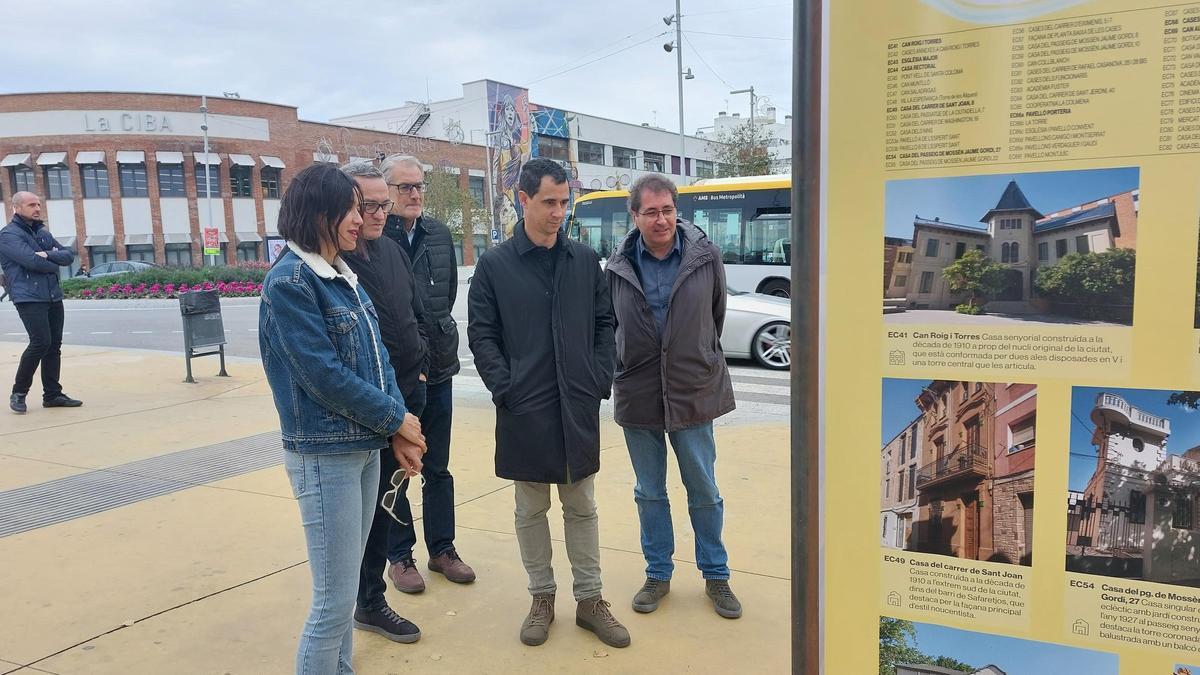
[277,163,362,254]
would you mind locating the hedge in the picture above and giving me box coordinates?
[61,262,268,299]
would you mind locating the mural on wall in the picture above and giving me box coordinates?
[530,104,580,229]
[487,81,531,234]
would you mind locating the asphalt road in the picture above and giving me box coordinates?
[0,283,790,421]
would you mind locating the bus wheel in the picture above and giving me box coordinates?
[760,279,790,298]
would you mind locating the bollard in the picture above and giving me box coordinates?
[179,289,229,383]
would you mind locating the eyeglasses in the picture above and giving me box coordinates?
[636,207,677,220]
[380,469,425,525]
[389,182,427,195]
[360,200,393,215]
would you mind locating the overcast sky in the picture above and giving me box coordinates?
[3,1,792,136]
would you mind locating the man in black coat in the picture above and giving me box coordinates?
[338,161,427,644]
[379,154,476,591]
[0,192,81,414]
[468,158,626,649]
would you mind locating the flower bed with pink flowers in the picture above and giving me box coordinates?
[61,263,267,300]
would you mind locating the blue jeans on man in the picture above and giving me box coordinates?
[623,421,729,581]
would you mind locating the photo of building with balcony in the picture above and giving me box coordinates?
[1068,387,1200,586]
[882,167,1139,326]
[881,379,1037,566]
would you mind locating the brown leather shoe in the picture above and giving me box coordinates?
[388,557,425,594]
[428,549,476,584]
[575,595,630,648]
[520,593,555,646]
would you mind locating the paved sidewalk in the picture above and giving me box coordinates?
[0,344,790,674]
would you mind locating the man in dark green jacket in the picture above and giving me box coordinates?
[605,174,741,619]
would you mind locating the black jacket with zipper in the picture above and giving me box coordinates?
[384,213,460,384]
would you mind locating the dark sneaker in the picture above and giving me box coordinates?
[10,393,27,414]
[705,579,743,619]
[520,593,555,646]
[632,578,671,613]
[428,549,476,583]
[43,394,82,408]
[388,557,425,594]
[353,605,421,643]
[575,595,630,648]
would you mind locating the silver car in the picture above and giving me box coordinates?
[721,287,791,370]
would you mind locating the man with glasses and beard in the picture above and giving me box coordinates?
[339,160,428,644]
[379,155,476,593]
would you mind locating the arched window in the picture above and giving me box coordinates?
[1010,242,1019,263]
[1001,242,1011,263]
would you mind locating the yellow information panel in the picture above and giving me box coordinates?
[827,1,1200,673]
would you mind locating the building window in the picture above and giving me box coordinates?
[260,167,281,199]
[1075,235,1089,254]
[1129,490,1146,525]
[885,479,890,500]
[918,271,934,294]
[1173,491,1194,530]
[236,242,260,263]
[118,163,149,197]
[80,163,110,198]
[882,516,888,537]
[643,152,665,172]
[11,165,35,194]
[88,246,116,267]
[1133,438,1145,452]
[613,146,637,170]
[909,431,917,460]
[924,237,939,257]
[1055,238,1068,258]
[897,472,904,501]
[907,466,915,499]
[999,217,1022,230]
[975,244,986,253]
[195,164,221,197]
[578,140,605,165]
[230,165,253,198]
[954,242,966,259]
[1038,241,1049,262]
[537,135,569,162]
[696,160,714,178]
[158,164,186,197]
[1008,416,1035,453]
[44,165,72,200]
[165,243,192,267]
[468,175,485,208]
[1001,242,1010,263]
[894,275,907,287]
[126,244,155,262]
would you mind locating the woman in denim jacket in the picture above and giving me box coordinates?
[259,164,427,674]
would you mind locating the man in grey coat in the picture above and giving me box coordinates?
[605,173,741,619]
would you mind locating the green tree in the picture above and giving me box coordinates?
[928,656,975,672]
[1168,391,1200,410]
[941,249,1008,312]
[879,618,924,675]
[1033,248,1135,320]
[421,167,476,242]
[707,122,777,178]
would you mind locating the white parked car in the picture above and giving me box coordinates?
[722,287,791,370]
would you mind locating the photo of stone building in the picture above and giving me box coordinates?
[881,379,1036,566]
[882,168,1139,326]
[1067,387,1200,586]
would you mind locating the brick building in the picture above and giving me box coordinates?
[0,92,488,272]
[990,383,1037,565]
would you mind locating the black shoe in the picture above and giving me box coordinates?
[705,579,743,619]
[10,393,26,414]
[43,394,82,408]
[353,605,421,643]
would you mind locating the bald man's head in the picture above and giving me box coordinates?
[12,192,43,222]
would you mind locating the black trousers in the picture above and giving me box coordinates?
[13,301,64,399]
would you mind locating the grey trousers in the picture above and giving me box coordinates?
[514,475,602,601]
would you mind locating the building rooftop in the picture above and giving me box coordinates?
[981,180,1044,222]
[914,216,989,236]
[1034,202,1116,234]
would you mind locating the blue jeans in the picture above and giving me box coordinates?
[285,449,380,675]
[357,381,426,611]
[624,422,729,581]
[393,379,457,560]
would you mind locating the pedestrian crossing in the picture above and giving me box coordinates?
[451,356,790,422]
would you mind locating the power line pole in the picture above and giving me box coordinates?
[675,0,686,172]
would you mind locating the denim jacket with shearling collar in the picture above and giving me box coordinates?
[259,241,408,454]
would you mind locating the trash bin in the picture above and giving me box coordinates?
[179,289,229,383]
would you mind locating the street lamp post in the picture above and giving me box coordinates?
[730,86,758,140]
[200,95,216,267]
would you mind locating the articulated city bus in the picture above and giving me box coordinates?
[568,175,792,297]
